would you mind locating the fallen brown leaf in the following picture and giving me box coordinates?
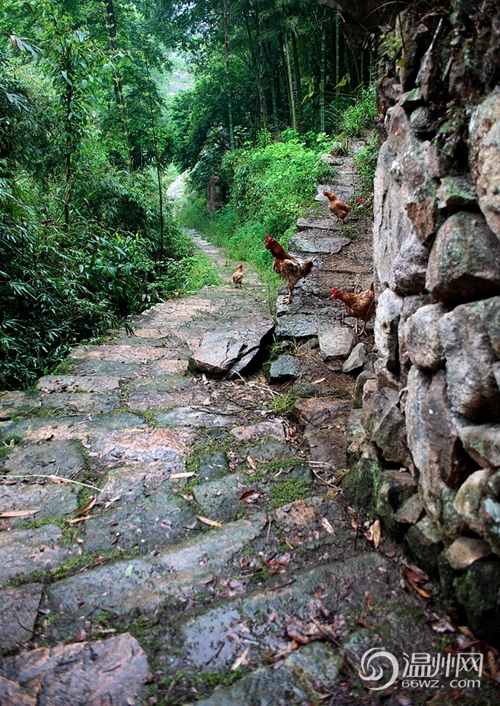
[356,618,374,629]
[0,509,41,518]
[240,489,263,504]
[246,455,258,471]
[427,614,456,634]
[365,591,375,611]
[318,516,335,535]
[231,646,250,671]
[73,495,96,517]
[104,495,121,510]
[67,514,96,524]
[406,577,435,599]
[196,515,222,527]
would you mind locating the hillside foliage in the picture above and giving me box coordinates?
[1,0,377,390]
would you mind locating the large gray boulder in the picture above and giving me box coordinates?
[405,302,446,371]
[374,288,403,374]
[421,371,479,488]
[426,212,500,304]
[406,366,465,541]
[469,91,500,240]
[438,300,500,422]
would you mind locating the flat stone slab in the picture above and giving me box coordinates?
[98,461,186,501]
[275,313,325,338]
[44,515,267,619]
[0,583,43,649]
[0,481,78,528]
[156,406,237,428]
[230,420,285,442]
[289,233,350,254]
[37,375,121,393]
[70,344,173,364]
[41,392,122,415]
[72,359,141,377]
[83,495,197,553]
[318,324,354,361]
[2,439,86,478]
[1,633,151,706]
[296,217,339,231]
[0,525,76,587]
[186,642,341,706]
[0,412,146,444]
[176,553,387,671]
[192,475,246,520]
[88,427,193,467]
[293,398,352,426]
[148,359,189,375]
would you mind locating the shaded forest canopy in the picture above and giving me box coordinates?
[0,0,374,390]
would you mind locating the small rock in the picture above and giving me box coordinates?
[268,355,302,383]
[444,537,491,571]
[405,516,444,575]
[454,469,493,535]
[459,423,500,469]
[318,324,354,362]
[426,212,500,305]
[342,343,366,373]
[394,494,425,525]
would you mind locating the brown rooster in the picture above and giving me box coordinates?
[323,190,351,224]
[265,234,313,305]
[231,263,244,288]
[331,283,375,335]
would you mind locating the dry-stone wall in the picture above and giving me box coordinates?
[338,0,500,646]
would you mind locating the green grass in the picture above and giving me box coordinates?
[270,478,313,508]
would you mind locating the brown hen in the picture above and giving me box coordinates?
[323,190,351,223]
[265,234,313,305]
[231,263,244,288]
[331,283,375,335]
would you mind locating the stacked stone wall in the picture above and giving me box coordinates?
[342,0,500,645]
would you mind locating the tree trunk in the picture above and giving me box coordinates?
[284,37,296,130]
[102,0,132,170]
[291,31,301,104]
[223,0,235,150]
[257,13,267,130]
[320,7,327,133]
[143,53,164,256]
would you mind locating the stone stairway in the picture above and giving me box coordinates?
[1,185,499,705]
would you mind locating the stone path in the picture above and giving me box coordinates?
[1,169,499,705]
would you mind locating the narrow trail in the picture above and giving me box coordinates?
[1,161,497,706]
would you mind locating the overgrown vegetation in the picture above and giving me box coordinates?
[0,0,216,390]
[180,87,377,285]
[1,0,378,390]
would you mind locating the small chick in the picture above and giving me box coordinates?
[231,263,244,288]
